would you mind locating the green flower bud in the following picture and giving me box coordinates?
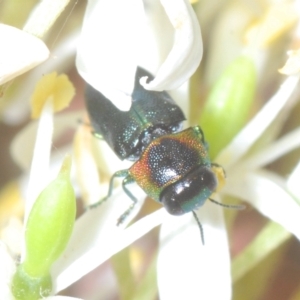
[12,155,76,300]
[200,56,257,159]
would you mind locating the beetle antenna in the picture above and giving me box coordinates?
[208,198,245,210]
[192,211,205,245]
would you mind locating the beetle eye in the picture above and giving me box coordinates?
[160,166,217,215]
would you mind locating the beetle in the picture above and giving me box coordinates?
[85,67,243,243]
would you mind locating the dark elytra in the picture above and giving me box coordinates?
[85,67,185,161]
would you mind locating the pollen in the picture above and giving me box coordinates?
[31,72,75,119]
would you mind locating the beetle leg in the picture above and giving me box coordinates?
[89,169,129,209]
[117,175,137,225]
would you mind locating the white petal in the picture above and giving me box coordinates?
[287,161,300,200]
[169,80,190,119]
[52,187,166,292]
[23,0,71,38]
[10,111,81,172]
[24,100,54,225]
[140,0,202,91]
[199,1,253,86]
[137,0,174,74]
[236,126,300,171]
[74,125,103,205]
[76,0,145,111]
[0,24,49,85]
[0,242,15,300]
[2,31,77,125]
[224,170,300,240]
[157,203,231,300]
[218,75,300,169]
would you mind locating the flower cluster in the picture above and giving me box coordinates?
[0,0,300,299]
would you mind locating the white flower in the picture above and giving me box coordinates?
[0,24,49,85]
[2,0,300,299]
[58,1,300,300]
[76,0,202,110]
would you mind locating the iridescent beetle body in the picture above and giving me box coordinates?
[129,126,217,215]
[84,67,238,242]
